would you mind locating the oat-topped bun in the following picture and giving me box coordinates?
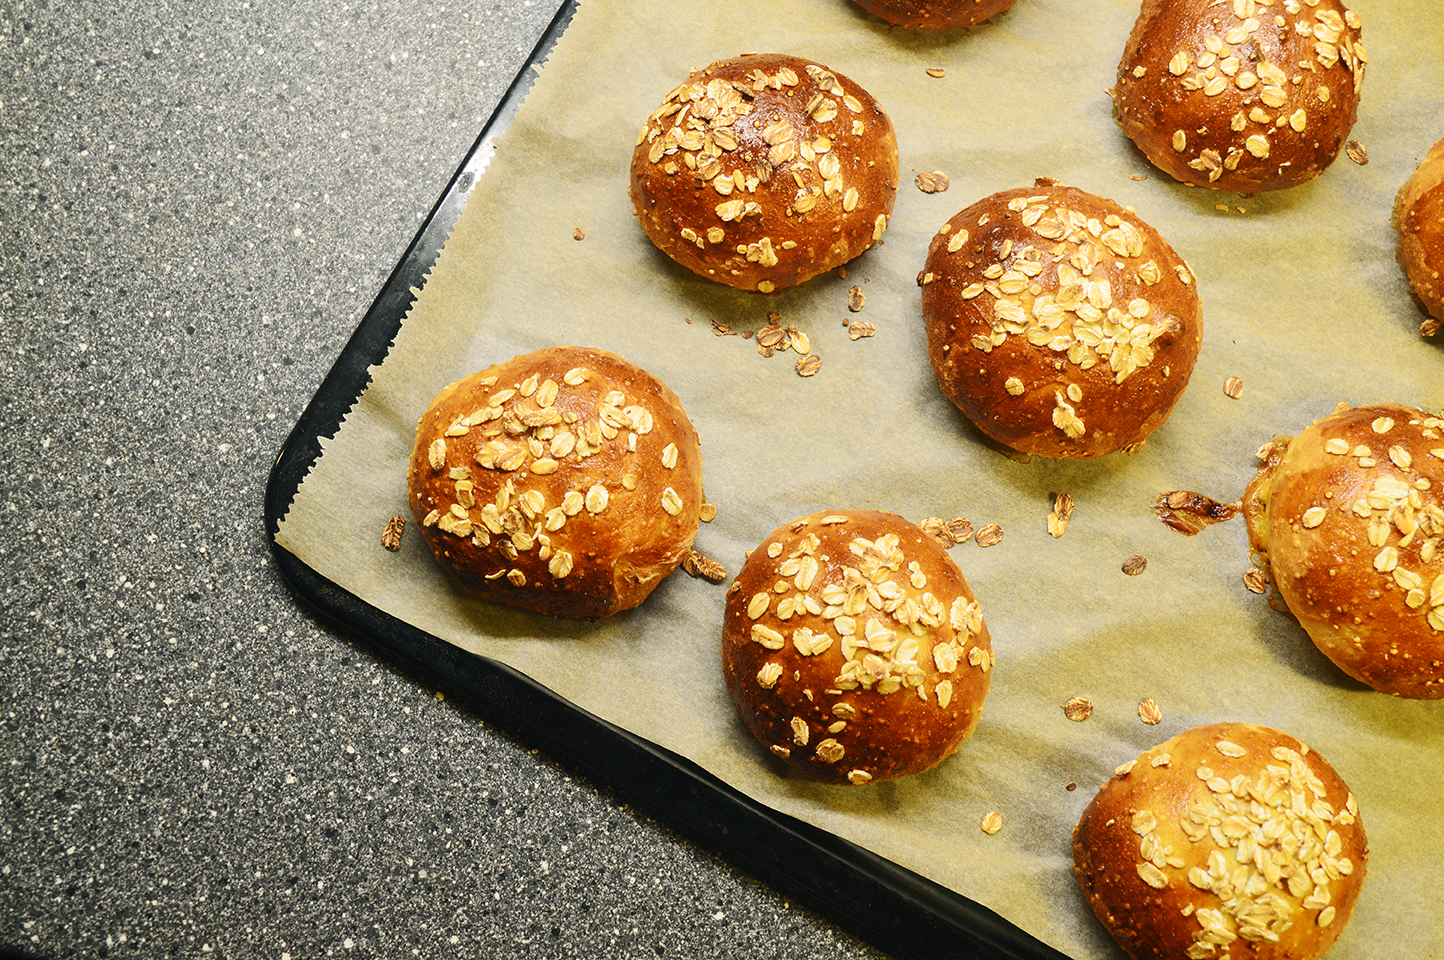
[407,346,704,621]
[848,0,1015,30]
[629,53,899,293]
[721,510,992,785]
[921,179,1203,458]
[1243,403,1444,698]
[1112,0,1366,192]
[1393,136,1444,337]
[1073,722,1367,960]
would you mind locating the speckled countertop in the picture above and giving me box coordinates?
[0,3,888,957]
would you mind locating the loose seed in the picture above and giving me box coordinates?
[381,516,405,552]
[915,171,949,194]
[682,549,726,581]
[1122,555,1148,576]
[1138,698,1163,725]
[975,523,1003,547]
[980,811,1003,835]
[1062,697,1093,722]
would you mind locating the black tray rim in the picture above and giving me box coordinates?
[262,5,1076,957]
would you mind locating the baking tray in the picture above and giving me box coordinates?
[262,2,1067,957]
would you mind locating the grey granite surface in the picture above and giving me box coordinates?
[0,3,890,957]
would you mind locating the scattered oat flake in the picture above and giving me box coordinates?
[975,523,1004,547]
[1346,140,1368,165]
[945,517,972,543]
[1243,567,1269,594]
[1224,376,1243,399]
[1047,493,1075,539]
[1066,781,1078,791]
[682,549,727,582]
[1423,317,1441,337]
[1138,698,1163,725]
[796,354,822,377]
[920,517,955,548]
[848,320,876,341]
[1063,697,1093,722]
[915,171,950,194]
[712,320,736,336]
[1122,555,1148,576]
[699,502,717,522]
[926,67,946,78]
[848,285,866,312]
[980,811,1003,835]
[1130,174,1148,181]
[381,515,405,552]
[756,322,788,351]
[572,227,585,241]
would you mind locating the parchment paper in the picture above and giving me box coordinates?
[275,0,1444,955]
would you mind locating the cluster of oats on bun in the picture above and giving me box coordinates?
[721,510,993,785]
[408,346,705,621]
[1073,723,1367,960]
[629,53,899,294]
[921,178,1203,459]
[1112,0,1366,193]
[1244,403,1444,700]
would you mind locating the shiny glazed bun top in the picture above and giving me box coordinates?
[407,346,705,621]
[1113,0,1366,192]
[1073,722,1366,960]
[1244,402,1444,698]
[630,53,899,293]
[848,0,1016,30]
[921,178,1203,458]
[721,510,992,786]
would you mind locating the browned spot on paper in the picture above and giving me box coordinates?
[1155,490,1239,535]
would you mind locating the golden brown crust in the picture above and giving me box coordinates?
[1113,0,1366,193]
[849,0,1015,30]
[721,510,992,785]
[1073,723,1367,960]
[629,53,899,293]
[920,179,1203,458]
[407,346,704,621]
[1243,403,1444,698]
[1393,137,1444,336]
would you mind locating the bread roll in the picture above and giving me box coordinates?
[921,178,1203,458]
[407,346,704,621]
[1393,136,1444,337]
[848,0,1015,30]
[721,510,992,785]
[1073,723,1367,960]
[630,53,899,293]
[1112,0,1366,192]
[1242,402,1444,698]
